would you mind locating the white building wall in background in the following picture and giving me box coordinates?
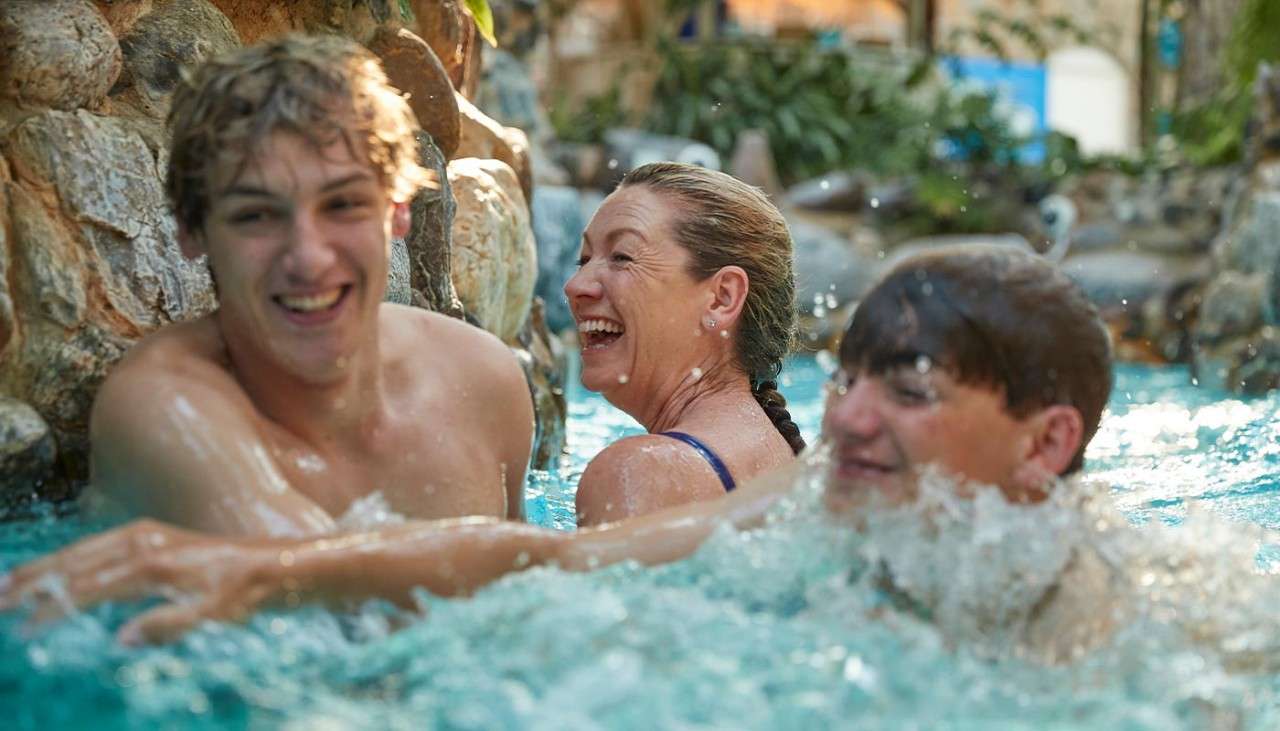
[1047,47,1134,155]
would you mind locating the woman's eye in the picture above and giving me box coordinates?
[611,253,633,264]
[576,256,590,267]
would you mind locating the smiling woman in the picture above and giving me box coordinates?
[564,163,806,525]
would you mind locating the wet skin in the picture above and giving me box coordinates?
[821,361,1081,511]
[88,132,534,536]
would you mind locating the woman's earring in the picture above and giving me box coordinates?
[704,317,717,330]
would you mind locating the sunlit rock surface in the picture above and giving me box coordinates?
[0,109,216,482]
[368,25,460,159]
[0,0,122,112]
[448,157,536,344]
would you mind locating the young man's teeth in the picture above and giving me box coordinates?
[280,288,342,312]
[578,319,622,334]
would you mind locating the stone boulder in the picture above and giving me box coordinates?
[456,92,531,205]
[1,110,216,480]
[0,396,59,502]
[404,131,464,317]
[448,157,536,344]
[112,0,240,119]
[1061,251,1208,314]
[0,0,122,112]
[368,26,460,160]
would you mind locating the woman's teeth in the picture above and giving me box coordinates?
[578,319,623,335]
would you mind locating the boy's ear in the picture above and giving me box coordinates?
[706,265,749,328]
[391,201,411,239]
[1010,404,1084,500]
[177,225,206,260]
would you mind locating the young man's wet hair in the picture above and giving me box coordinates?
[840,246,1113,474]
[165,33,433,233]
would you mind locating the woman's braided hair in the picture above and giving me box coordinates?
[619,163,806,454]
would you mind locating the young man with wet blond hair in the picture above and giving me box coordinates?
[87,34,534,536]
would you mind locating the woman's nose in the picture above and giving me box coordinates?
[564,264,601,301]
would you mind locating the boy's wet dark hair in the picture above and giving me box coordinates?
[839,246,1113,474]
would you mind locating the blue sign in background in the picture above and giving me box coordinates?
[943,55,1048,164]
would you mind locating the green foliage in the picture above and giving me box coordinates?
[463,0,497,47]
[1169,0,1280,165]
[645,40,933,184]
[941,0,1109,62]
[549,87,627,145]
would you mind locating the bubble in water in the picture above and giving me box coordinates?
[815,349,839,375]
[870,197,880,209]
[607,158,619,170]
[825,293,838,309]
[820,180,830,190]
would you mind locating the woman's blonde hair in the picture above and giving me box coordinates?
[620,162,805,453]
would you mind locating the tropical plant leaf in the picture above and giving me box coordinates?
[463,0,497,47]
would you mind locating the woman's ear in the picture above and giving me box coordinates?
[177,225,206,260]
[706,265,750,327]
[391,201,412,239]
[1010,404,1084,500]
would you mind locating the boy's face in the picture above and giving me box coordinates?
[182,130,408,384]
[820,359,1045,512]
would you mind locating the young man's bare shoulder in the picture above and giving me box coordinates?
[382,304,520,379]
[94,316,241,423]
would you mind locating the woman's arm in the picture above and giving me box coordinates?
[1,457,806,643]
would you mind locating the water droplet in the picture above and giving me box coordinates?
[617,374,629,384]
[690,367,703,380]
[607,158,619,170]
[915,355,932,374]
[820,180,830,190]
[869,197,880,209]
[815,349,839,375]
[279,550,295,567]
[720,330,730,339]
[270,618,287,635]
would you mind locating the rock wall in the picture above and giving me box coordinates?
[1191,65,1280,394]
[0,0,562,499]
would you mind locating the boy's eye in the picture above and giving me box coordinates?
[230,208,278,225]
[328,196,370,213]
[827,368,855,397]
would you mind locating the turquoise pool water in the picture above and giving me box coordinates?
[2,356,1279,729]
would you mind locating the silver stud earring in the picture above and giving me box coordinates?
[704,317,717,330]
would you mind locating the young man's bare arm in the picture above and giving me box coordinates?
[91,364,336,538]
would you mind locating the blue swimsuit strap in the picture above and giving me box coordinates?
[658,431,737,493]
